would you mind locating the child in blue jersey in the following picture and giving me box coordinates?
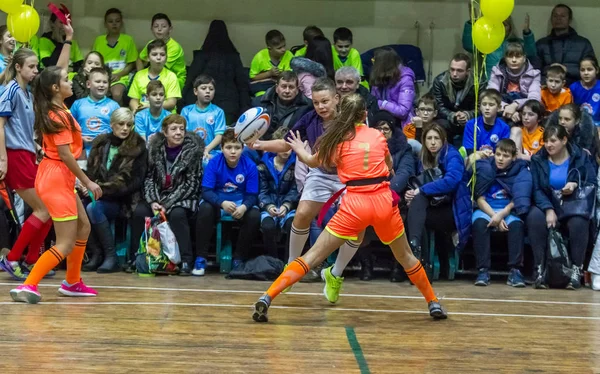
[134,80,169,142]
[70,67,120,155]
[463,89,510,159]
[193,128,261,275]
[181,74,226,167]
[570,56,600,126]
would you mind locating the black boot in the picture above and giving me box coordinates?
[95,221,120,273]
[82,233,103,272]
[359,255,374,281]
[533,264,547,289]
[566,265,582,290]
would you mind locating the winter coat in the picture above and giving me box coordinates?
[86,132,148,218]
[290,57,326,99]
[257,152,299,211]
[545,110,599,158]
[419,144,472,249]
[474,158,532,216]
[487,60,541,109]
[388,130,415,194]
[536,27,596,85]
[530,142,596,212]
[181,50,250,125]
[431,70,483,125]
[371,65,416,128]
[357,84,381,125]
[251,86,313,140]
[144,132,204,213]
[462,21,537,78]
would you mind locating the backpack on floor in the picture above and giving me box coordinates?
[545,229,572,288]
[136,213,179,275]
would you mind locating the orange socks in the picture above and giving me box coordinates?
[66,240,87,285]
[406,262,438,303]
[24,247,64,286]
[266,257,310,299]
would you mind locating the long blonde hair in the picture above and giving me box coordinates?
[317,93,366,168]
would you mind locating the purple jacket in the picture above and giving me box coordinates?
[487,61,541,109]
[371,65,416,128]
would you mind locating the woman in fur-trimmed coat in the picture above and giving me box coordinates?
[83,108,147,273]
[127,116,204,274]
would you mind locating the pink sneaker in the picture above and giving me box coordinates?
[58,278,98,297]
[10,284,42,304]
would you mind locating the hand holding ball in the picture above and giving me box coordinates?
[234,107,271,144]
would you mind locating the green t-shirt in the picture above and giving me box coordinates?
[249,49,293,78]
[128,67,181,107]
[139,38,186,89]
[106,145,119,169]
[294,46,306,57]
[333,47,368,89]
[38,36,83,69]
[93,34,138,86]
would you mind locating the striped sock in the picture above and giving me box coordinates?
[288,224,310,264]
[66,240,87,285]
[23,247,64,286]
[406,262,438,303]
[266,257,310,300]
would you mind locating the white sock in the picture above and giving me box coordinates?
[288,224,310,264]
[332,240,361,277]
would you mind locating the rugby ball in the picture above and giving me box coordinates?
[234,107,270,144]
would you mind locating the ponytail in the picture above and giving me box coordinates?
[2,48,36,86]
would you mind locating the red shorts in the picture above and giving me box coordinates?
[4,149,37,190]
[35,159,78,221]
[326,187,405,245]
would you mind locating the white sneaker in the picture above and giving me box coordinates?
[191,267,205,276]
[592,274,600,291]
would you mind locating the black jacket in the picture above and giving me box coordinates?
[257,152,299,211]
[536,27,595,85]
[251,86,313,140]
[181,50,251,124]
[431,70,483,125]
[388,130,415,194]
[87,133,147,217]
[144,132,204,213]
[530,143,596,212]
[357,85,380,125]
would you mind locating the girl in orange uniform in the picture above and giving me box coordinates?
[10,62,103,304]
[252,93,447,322]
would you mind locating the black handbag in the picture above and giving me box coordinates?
[551,169,596,220]
[411,167,452,207]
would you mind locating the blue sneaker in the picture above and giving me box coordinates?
[474,269,490,286]
[507,268,526,287]
[192,257,206,276]
[232,259,243,270]
[0,257,27,281]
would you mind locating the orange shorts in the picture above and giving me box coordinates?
[35,159,78,221]
[326,187,405,245]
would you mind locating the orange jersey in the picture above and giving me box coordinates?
[42,109,83,161]
[522,125,544,156]
[335,124,390,192]
[541,87,573,114]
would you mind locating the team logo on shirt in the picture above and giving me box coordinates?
[194,127,207,139]
[532,141,540,149]
[490,134,499,143]
[236,174,245,183]
[593,93,600,102]
[582,103,594,114]
[87,117,102,131]
[120,49,127,58]
[206,116,215,125]
[222,182,238,193]
[491,189,508,200]
[101,106,110,115]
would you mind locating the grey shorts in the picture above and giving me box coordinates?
[299,168,345,203]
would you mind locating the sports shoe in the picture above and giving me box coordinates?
[252,294,272,323]
[592,273,600,291]
[532,265,547,289]
[0,257,27,281]
[428,300,448,319]
[58,278,98,297]
[281,264,293,293]
[474,268,490,286]
[566,265,582,290]
[192,257,206,276]
[507,268,526,288]
[23,263,56,278]
[10,284,42,304]
[321,265,343,303]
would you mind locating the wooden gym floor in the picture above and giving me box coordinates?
[0,273,599,373]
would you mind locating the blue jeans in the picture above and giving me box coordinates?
[86,200,120,224]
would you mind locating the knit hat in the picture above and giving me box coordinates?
[372,110,397,130]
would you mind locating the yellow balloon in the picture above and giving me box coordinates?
[0,0,24,14]
[481,0,515,23]
[7,5,40,44]
[473,17,505,54]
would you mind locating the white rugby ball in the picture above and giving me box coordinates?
[234,107,270,144]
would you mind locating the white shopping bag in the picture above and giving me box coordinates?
[156,219,181,265]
